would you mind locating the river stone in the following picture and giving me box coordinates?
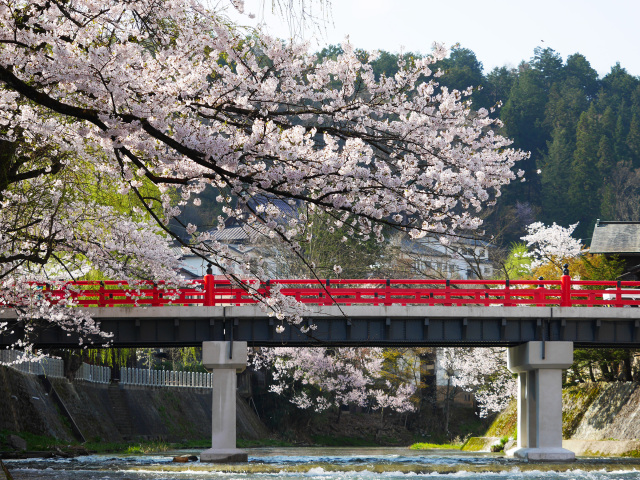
[7,435,27,451]
[172,455,199,463]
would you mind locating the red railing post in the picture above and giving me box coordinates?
[615,280,622,308]
[152,283,161,307]
[444,279,451,306]
[384,279,392,306]
[204,263,215,307]
[98,281,106,307]
[560,264,572,307]
[504,279,511,307]
[535,276,544,306]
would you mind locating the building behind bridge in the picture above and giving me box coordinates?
[590,219,640,280]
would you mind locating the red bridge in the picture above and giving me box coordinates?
[2,274,640,349]
[28,275,640,308]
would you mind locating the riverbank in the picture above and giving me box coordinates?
[454,381,640,457]
[0,433,297,460]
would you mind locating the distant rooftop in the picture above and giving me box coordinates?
[590,220,640,255]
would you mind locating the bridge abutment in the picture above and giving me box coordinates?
[201,341,248,463]
[506,341,575,462]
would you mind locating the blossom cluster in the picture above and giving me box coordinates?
[521,222,582,269]
[251,347,416,414]
[0,0,526,349]
[438,347,516,417]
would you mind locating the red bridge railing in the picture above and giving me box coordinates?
[24,275,640,308]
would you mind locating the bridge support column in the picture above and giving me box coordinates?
[506,341,575,462]
[200,341,248,463]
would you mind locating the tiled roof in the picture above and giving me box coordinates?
[590,220,640,255]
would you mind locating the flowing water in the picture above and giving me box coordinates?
[4,447,640,480]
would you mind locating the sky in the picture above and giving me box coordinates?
[224,0,640,78]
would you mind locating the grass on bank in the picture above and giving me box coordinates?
[0,430,296,455]
[3,429,462,454]
[409,442,461,450]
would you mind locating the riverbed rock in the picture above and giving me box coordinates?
[7,435,27,451]
[172,455,199,462]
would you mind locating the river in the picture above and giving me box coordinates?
[3,447,640,480]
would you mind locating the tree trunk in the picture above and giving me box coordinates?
[600,362,613,381]
[623,354,633,382]
[444,376,451,435]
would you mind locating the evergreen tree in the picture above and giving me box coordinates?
[500,66,548,202]
[485,66,516,108]
[600,106,617,138]
[436,46,489,108]
[568,105,602,237]
[627,113,640,167]
[529,47,564,88]
[540,127,574,225]
[597,134,616,176]
[564,53,600,99]
[614,103,631,163]
[597,135,617,219]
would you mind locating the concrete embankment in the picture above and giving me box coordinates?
[0,366,269,445]
[463,382,640,456]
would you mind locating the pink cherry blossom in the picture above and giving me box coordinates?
[0,0,526,353]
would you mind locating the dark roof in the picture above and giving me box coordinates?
[590,220,640,255]
[246,195,299,221]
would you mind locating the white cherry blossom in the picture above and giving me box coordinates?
[0,0,527,351]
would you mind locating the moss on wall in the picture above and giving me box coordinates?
[484,399,517,439]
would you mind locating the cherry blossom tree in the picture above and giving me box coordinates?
[0,135,182,359]
[250,346,416,417]
[438,347,516,419]
[521,222,582,270]
[0,0,527,351]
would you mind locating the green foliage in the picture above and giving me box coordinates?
[503,243,531,279]
[0,430,65,451]
[125,442,170,454]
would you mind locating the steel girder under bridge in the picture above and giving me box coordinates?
[2,305,640,349]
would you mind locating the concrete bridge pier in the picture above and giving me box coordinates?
[506,341,575,462]
[200,341,248,463]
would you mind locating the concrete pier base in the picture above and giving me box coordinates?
[506,341,575,462]
[200,448,248,463]
[200,341,248,463]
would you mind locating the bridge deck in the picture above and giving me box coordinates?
[2,305,640,348]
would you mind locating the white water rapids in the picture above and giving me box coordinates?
[3,447,640,479]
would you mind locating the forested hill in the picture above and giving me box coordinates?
[317,45,640,243]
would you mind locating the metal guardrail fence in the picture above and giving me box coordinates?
[1,350,212,388]
[120,366,212,388]
[0,350,65,378]
[75,362,111,384]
